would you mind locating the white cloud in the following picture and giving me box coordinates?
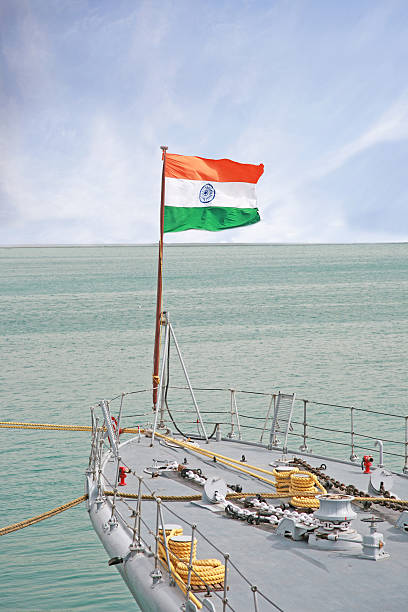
[309,93,408,182]
[1,0,408,244]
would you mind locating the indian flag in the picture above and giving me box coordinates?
[163,153,264,233]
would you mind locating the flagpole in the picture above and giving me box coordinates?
[152,145,168,410]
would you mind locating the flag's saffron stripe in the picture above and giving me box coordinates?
[164,206,260,233]
[165,154,264,184]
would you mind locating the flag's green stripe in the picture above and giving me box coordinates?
[164,206,260,233]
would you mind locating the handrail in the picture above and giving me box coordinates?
[164,385,406,419]
[102,384,407,473]
[90,384,407,612]
[94,446,278,610]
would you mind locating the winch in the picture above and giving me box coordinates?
[308,494,362,551]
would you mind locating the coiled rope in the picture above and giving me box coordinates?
[158,526,225,609]
[273,467,299,495]
[289,471,327,508]
[0,495,88,536]
[169,534,198,562]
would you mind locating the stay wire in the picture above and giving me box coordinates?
[164,332,216,440]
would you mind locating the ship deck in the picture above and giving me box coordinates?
[89,431,408,612]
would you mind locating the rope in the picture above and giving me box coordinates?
[105,490,203,501]
[289,471,326,509]
[0,421,145,434]
[104,490,314,501]
[158,526,225,609]
[154,433,277,488]
[104,488,408,506]
[168,535,197,561]
[0,495,88,536]
[0,421,92,431]
[273,467,299,495]
[354,497,408,504]
[176,559,225,586]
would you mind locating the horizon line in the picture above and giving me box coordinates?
[0,241,407,249]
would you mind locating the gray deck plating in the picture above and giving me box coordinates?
[93,434,408,612]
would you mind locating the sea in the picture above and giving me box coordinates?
[0,243,407,611]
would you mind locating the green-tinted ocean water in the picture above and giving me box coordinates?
[0,243,407,611]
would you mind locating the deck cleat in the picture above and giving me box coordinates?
[104,515,118,532]
[95,495,105,510]
[150,567,162,584]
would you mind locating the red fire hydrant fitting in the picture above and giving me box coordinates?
[118,466,130,486]
[361,455,373,474]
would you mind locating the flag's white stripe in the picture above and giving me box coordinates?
[165,178,257,209]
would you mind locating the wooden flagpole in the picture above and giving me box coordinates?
[152,146,168,409]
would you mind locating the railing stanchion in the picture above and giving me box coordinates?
[136,477,143,548]
[87,408,96,471]
[228,389,242,440]
[157,499,174,583]
[107,454,121,528]
[151,498,162,583]
[185,524,196,605]
[222,553,229,611]
[260,394,274,443]
[96,436,104,498]
[268,394,278,449]
[116,392,125,445]
[299,399,309,452]
[154,500,160,571]
[88,413,99,475]
[252,585,259,611]
[404,416,408,474]
[130,477,144,552]
[350,406,358,462]
[228,389,235,438]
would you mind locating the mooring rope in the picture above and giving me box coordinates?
[0,421,144,434]
[0,421,92,431]
[153,432,278,487]
[0,495,88,536]
[103,490,408,504]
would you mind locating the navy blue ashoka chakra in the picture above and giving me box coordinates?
[199,183,216,204]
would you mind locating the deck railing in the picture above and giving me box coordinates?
[88,416,284,611]
[103,386,408,474]
[89,387,407,611]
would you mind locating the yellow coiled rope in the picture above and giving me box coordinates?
[175,558,225,586]
[159,525,183,538]
[157,528,202,609]
[158,526,225,608]
[273,467,299,496]
[289,471,326,508]
[168,534,197,562]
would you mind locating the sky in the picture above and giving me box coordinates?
[1,0,408,245]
